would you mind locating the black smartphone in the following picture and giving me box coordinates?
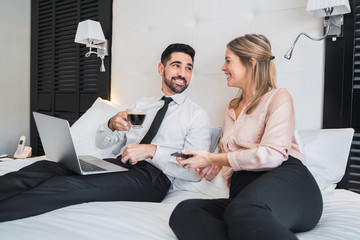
[170,152,193,159]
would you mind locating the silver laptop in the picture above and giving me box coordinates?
[33,112,128,175]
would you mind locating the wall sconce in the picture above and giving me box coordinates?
[284,0,351,60]
[74,20,108,72]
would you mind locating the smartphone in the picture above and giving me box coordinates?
[170,152,193,159]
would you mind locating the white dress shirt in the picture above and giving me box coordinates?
[95,91,211,182]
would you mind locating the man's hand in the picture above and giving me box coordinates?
[108,111,130,131]
[121,144,157,165]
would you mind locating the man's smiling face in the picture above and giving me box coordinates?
[159,52,193,95]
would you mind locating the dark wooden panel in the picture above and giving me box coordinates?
[31,0,112,156]
[324,0,360,193]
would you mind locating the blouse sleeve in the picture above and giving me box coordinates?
[228,89,296,171]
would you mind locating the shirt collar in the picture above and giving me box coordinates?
[227,106,237,121]
[160,91,186,105]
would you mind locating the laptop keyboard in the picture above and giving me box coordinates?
[79,159,106,172]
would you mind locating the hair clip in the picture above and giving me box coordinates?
[270,56,275,60]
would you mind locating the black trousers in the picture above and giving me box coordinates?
[169,157,323,240]
[0,159,170,222]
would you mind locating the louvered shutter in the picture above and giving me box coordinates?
[349,133,360,192]
[30,0,112,156]
[341,0,360,194]
[347,1,360,192]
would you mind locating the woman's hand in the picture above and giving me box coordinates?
[176,149,212,169]
[176,150,229,180]
[176,150,222,181]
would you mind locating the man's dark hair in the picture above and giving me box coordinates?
[161,43,195,66]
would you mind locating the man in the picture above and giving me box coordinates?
[96,43,211,182]
[0,43,211,222]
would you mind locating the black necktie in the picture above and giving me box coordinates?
[140,96,173,144]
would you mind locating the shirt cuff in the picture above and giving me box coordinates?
[227,151,242,171]
[101,121,114,134]
[151,145,168,169]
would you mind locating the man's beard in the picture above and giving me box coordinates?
[163,72,188,94]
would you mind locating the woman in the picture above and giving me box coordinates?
[169,34,323,240]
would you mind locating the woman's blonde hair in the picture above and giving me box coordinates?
[227,34,277,114]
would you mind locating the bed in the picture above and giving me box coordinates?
[1,98,359,240]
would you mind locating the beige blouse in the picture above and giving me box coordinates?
[220,88,304,181]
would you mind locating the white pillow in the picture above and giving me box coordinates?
[71,97,124,159]
[298,128,354,193]
[210,127,222,153]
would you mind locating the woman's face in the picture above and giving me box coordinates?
[221,48,248,89]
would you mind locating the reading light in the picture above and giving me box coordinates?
[74,20,108,72]
[284,0,351,60]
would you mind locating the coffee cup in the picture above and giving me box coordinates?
[127,109,146,128]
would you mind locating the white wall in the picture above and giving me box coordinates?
[111,0,324,129]
[0,0,31,155]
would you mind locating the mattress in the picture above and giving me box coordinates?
[0,158,360,240]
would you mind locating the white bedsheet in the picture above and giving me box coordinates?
[297,189,360,240]
[0,158,360,240]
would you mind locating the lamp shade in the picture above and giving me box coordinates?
[74,20,106,45]
[306,0,351,17]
